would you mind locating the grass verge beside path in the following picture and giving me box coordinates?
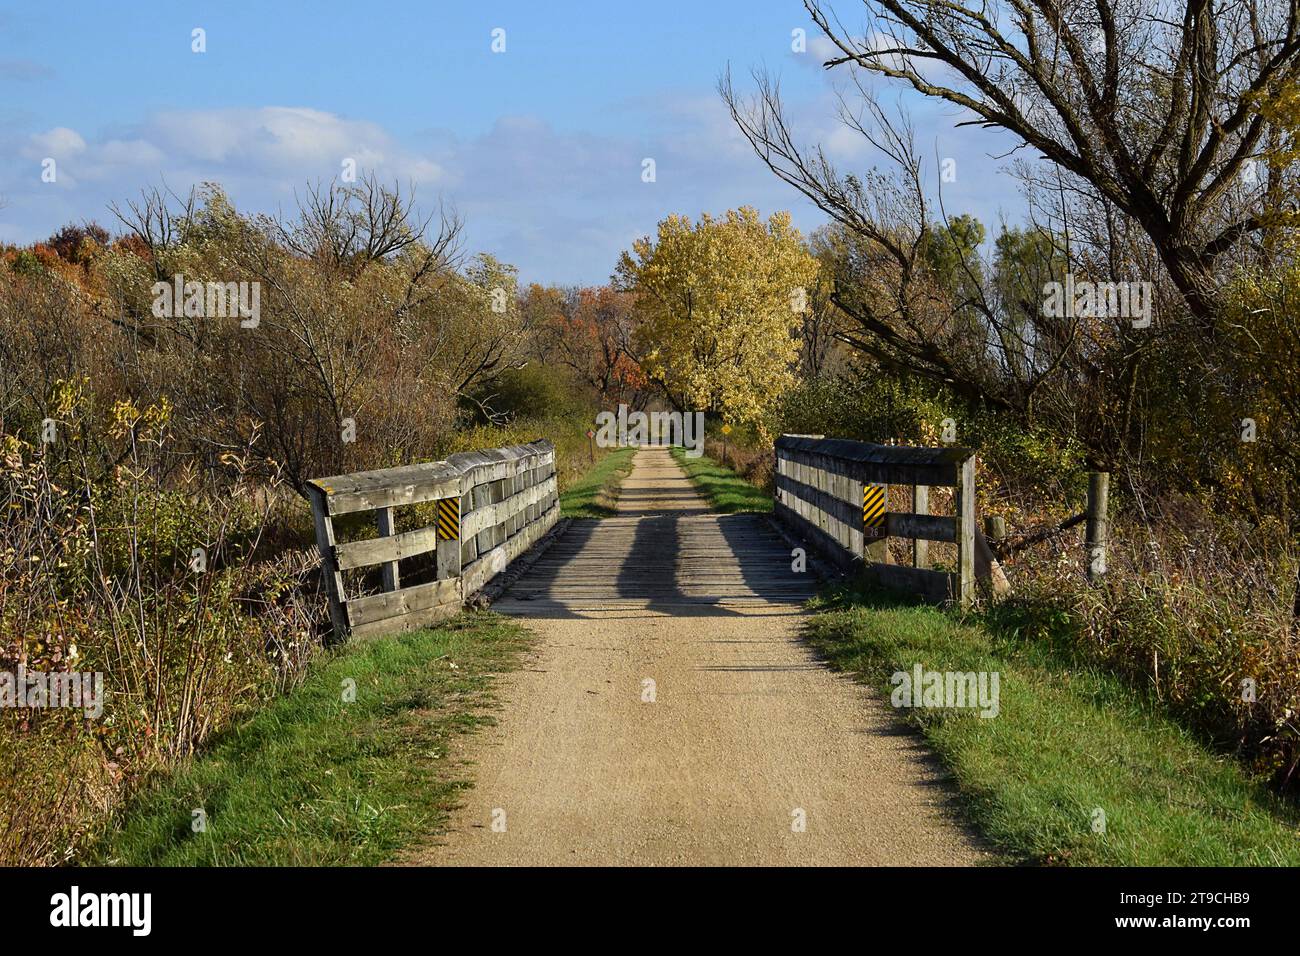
[670,446,771,513]
[97,613,530,866]
[560,447,637,518]
[805,586,1300,865]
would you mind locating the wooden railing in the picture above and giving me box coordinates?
[774,434,1005,608]
[305,440,559,639]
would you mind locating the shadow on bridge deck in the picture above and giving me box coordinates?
[492,511,817,618]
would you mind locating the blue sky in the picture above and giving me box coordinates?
[0,1,1027,284]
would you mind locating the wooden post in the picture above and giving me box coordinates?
[1086,471,1110,582]
[864,481,889,565]
[436,494,462,581]
[955,456,976,608]
[984,515,1006,541]
[375,506,399,592]
[305,484,349,639]
[913,485,929,569]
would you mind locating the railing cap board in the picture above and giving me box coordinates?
[775,434,973,468]
[308,439,554,514]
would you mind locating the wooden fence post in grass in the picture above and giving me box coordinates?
[913,484,929,569]
[984,515,1006,541]
[955,456,976,608]
[305,482,349,639]
[1086,471,1110,583]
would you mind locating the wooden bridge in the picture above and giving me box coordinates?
[306,434,1002,638]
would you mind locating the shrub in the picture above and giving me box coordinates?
[0,407,326,864]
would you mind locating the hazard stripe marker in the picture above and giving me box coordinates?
[863,484,887,535]
[436,498,460,540]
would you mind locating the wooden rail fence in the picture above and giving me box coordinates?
[774,434,1007,607]
[306,440,559,639]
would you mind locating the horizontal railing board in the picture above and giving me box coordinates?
[316,472,462,516]
[776,436,972,488]
[776,434,972,468]
[864,563,956,603]
[335,526,440,571]
[309,441,554,515]
[779,449,962,488]
[884,512,956,542]
[775,473,861,528]
[461,475,557,539]
[346,576,461,629]
[349,600,461,639]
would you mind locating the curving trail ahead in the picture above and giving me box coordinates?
[408,447,986,866]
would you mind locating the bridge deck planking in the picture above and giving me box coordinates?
[493,512,817,612]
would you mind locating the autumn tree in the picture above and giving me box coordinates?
[98,180,542,491]
[538,286,649,410]
[616,207,820,434]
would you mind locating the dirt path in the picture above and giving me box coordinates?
[408,447,987,866]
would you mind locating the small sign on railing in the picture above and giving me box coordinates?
[862,483,887,538]
[436,497,460,540]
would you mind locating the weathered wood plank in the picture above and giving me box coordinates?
[305,483,349,638]
[865,563,955,603]
[350,600,461,639]
[311,440,553,515]
[335,525,440,571]
[316,472,463,516]
[956,455,976,608]
[885,511,956,542]
[461,475,557,540]
[346,576,461,629]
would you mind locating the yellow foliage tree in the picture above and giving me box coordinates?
[616,207,819,436]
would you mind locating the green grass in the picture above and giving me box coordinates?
[96,613,531,866]
[560,446,637,517]
[670,446,771,513]
[805,586,1300,866]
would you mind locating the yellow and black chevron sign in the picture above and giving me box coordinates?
[436,498,460,540]
[863,483,887,536]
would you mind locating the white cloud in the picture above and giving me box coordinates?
[808,35,841,65]
[0,96,1027,284]
[23,126,86,160]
